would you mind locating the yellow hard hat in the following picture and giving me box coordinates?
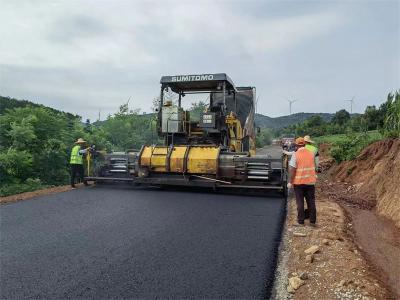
[74,138,87,144]
[304,135,315,144]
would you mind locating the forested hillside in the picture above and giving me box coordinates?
[277,92,399,139]
[1,96,337,131]
[0,96,79,120]
[255,112,334,129]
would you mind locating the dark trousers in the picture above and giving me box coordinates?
[294,184,316,224]
[70,164,85,187]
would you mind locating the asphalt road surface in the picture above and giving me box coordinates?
[1,186,285,299]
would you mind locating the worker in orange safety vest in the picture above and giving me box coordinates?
[288,137,317,226]
[304,135,319,171]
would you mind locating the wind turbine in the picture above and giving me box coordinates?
[255,95,260,114]
[346,96,355,114]
[287,99,298,115]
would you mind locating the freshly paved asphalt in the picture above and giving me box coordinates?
[1,186,285,299]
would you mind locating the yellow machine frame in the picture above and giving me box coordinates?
[140,145,220,175]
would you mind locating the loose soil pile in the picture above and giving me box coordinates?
[332,138,400,227]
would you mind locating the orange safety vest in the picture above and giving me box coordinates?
[293,147,316,185]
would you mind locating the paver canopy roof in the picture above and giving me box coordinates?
[160,73,236,93]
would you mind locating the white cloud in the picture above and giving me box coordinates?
[150,3,344,55]
[0,1,343,70]
[0,1,157,69]
[0,0,398,120]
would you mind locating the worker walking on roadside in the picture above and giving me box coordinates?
[288,137,317,226]
[304,135,319,171]
[70,138,89,188]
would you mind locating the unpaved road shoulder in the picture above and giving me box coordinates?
[0,184,83,204]
[274,187,392,299]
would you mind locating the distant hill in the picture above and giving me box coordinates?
[255,112,334,130]
[1,96,337,130]
[0,96,80,120]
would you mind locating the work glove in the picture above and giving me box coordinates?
[287,183,293,189]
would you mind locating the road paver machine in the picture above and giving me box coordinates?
[86,73,287,194]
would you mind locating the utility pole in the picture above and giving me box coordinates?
[346,96,355,114]
[287,99,298,115]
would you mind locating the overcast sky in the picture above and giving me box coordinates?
[0,0,399,121]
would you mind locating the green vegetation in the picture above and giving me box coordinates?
[276,91,399,139]
[0,98,158,196]
[255,112,333,130]
[189,101,208,122]
[328,132,384,163]
[1,90,398,195]
[0,96,79,119]
[276,91,399,163]
[383,92,400,137]
[0,97,220,196]
[256,128,273,147]
[276,110,353,137]
[0,179,49,197]
[313,130,383,145]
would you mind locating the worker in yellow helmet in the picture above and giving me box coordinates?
[304,135,319,171]
[70,138,89,188]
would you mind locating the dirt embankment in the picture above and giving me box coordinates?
[275,138,399,299]
[331,138,400,227]
[327,138,400,298]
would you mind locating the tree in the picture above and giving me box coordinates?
[189,101,208,121]
[0,149,33,184]
[384,91,400,137]
[332,109,350,126]
[349,115,366,132]
[7,115,37,149]
[102,103,158,150]
[377,100,390,128]
[256,128,272,147]
[307,115,323,127]
[363,105,381,130]
[0,106,77,190]
[84,119,92,133]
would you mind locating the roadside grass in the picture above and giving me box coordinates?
[314,130,382,145]
[0,179,52,197]
[314,130,384,163]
